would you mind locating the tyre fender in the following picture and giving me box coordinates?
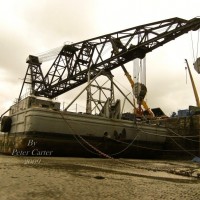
[1,116,12,132]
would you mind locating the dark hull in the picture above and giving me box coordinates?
[0,131,165,159]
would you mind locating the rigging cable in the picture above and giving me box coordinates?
[190,29,200,63]
[167,127,200,143]
[58,109,140,157]
[109,134,138,156]
[169,137,196,157]
[58,110,100,156]
[196,29,200,61]
[58,108,199,157]
[190,32,195,63]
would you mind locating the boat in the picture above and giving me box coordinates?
[1,17,200,158]
[0,95,167,158]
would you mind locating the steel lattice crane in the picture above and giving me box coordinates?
[19,17,200,116]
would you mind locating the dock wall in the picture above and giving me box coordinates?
[158,115,200,159]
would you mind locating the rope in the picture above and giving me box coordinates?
[190,32,195,63]
[167,128,200,143]
[58,110,140,158]
[58,110,127,158]
[169,137,197,157]
[58,111,100,156]
[57,109,200,169]
[135,124,196,139]
[110,134,138,156]
[73,134,100,156]
[60,109,168,155]
[77,135,113,159]
[59,114,143,169]
[196,29,200,61]
[190,29,200,63]
[109,137,197,152]
[113,78,133,95]
[57,110,199,159]
[57,110,165,157]
[142,117,200,141]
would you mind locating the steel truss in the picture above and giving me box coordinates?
[19,17,200,99]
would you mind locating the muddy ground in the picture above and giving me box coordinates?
[0,156,200,200]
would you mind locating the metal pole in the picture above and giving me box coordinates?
[110,79,136,109]
[86,66,92,114]
[64,70,103,111]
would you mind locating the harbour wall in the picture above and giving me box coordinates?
[157,115,200,159]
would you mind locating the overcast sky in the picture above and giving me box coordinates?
[1,0,200,116]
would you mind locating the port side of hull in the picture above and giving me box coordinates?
[0,131,165,158]
[9,108,167,142]
[0,106,167,158]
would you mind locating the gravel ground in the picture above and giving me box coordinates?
[0,155,200,200]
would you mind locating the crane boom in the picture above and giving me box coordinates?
[20,17,200,100]
[185,59,200,107]
[109,35,154,116]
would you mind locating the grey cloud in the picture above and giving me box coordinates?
[1,0,200,115]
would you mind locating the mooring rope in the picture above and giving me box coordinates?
[169,137,197,157]
[58,110,140,158]
[109,137,197,152]
[57,110,199,159]
[58,111,100,156]
[109,134,138,156]
[167,128,200,143]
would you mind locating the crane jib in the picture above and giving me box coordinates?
[19,17,200,100]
